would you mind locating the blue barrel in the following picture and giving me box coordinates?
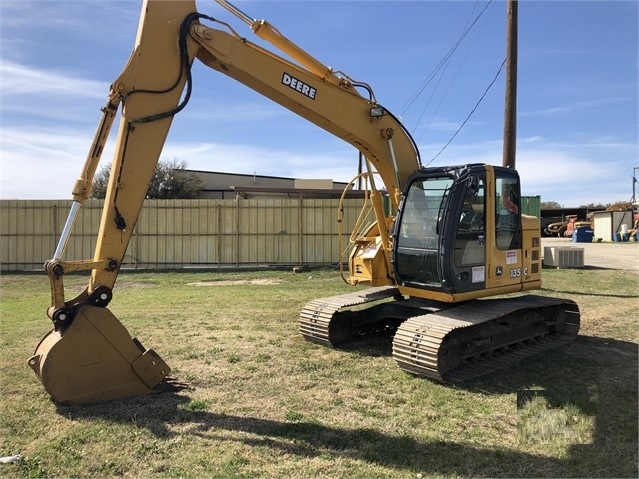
[572,228,594,243]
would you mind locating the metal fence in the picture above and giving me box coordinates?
[0,198,366,271]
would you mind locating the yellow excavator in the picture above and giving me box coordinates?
[29,0,580,404]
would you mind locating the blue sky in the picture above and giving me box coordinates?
[1,0,637,206]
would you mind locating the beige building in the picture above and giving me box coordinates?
[188,170,358,199]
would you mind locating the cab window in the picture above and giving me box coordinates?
[454,176,485,267]
[495,175,520,250]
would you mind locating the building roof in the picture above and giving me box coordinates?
[232,186,365,199]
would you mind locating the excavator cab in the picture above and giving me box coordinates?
[393,164,536,301]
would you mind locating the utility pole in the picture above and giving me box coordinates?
[633,166,638,225]
[502,0,518,169]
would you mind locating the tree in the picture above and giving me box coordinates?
[91,158,203,199]
[580,202,628,209]
[541,200,563,209]
[89,164,112,199]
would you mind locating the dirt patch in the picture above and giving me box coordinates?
[116,281,158,289]
[188,279,283,286]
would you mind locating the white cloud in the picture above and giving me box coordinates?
[2,115,635,206]
[0,1,139,45]
[520,97,628,118]
[0,59,107,98]
[420,136,635,206]
[0,125,114,199]
[160,141,359,183]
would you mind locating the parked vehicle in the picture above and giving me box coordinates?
[565,216,593,237]
[544,215,593,237]
[544,217,573,237]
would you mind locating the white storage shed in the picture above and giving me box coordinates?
[592,210,633,241]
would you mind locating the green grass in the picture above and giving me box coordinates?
[0,267,637,478]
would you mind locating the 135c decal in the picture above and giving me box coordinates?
[509,267,528,278]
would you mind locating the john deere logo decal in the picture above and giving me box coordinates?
[282,73,316,100]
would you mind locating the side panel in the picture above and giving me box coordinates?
[485,167,540,291]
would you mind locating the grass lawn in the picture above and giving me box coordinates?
[1,266,637,478]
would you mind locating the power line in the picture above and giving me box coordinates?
[399,0,494,117]
[415,9,493,146]
[425,58,506,167]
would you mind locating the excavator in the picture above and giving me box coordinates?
[29,0,580,404]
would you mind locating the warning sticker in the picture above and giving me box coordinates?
[472,266,485,283]
[506,250,518,265]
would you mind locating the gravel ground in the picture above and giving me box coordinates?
[542,237,639,272]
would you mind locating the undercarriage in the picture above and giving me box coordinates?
[299,288,580,382]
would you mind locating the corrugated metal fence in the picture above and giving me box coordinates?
[0,198,366,271]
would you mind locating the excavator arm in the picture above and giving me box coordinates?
[30,0,420,403]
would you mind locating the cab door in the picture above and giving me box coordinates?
[442,169,488,294]
[485,167,525,290]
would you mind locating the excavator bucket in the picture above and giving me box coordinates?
[28,305,170,404]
